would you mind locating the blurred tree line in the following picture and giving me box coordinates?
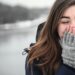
[0,3,48,24]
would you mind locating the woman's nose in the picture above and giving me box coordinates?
[70,21,75,34]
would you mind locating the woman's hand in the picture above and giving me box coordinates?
[61,27,75,68]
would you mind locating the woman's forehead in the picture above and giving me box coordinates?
[62,5,75,17]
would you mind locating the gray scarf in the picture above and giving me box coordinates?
[60,31,75,68]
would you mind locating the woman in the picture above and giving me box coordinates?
[25,0,75,75]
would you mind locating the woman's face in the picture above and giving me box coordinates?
[58,5,75,38]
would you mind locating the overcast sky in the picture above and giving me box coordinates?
[0,0,55,8]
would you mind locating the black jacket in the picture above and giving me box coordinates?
[25,56,75,75]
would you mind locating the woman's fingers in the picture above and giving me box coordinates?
[69,26,73,33]
[72,27,75,35]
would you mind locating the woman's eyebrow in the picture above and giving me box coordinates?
[60,16,70,19]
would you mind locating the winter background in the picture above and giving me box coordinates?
[0,0,55,75]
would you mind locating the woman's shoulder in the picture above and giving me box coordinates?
[55,63,75,75]
[25,56,75,75]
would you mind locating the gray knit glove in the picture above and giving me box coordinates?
[61,31,75,68]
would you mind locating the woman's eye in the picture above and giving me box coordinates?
[61,21,70,24]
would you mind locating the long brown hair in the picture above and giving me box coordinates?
[27,0,75,75]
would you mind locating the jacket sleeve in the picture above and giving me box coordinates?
[25,56,32,75]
